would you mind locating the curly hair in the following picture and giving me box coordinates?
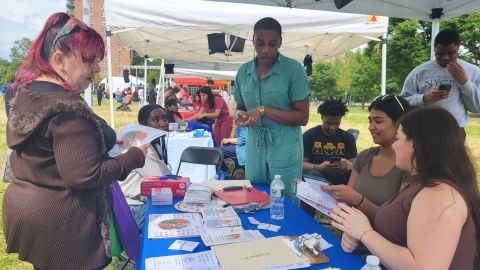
[317,97,349,117]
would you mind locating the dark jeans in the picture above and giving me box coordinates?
[220,144,237,173]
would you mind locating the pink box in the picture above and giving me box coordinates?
[141,176,190,198]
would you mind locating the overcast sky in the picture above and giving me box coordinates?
[0,0,66,60]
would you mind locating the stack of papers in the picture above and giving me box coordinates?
[201,206,242,228]
[145,250,221,270]
[183,184,213,204]
[296,178,337,215]
[201,230,264,246]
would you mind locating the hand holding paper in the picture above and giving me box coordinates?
[109,124,167,157]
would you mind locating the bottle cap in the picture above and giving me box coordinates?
[274,175,281,179]
[366,255,380,265]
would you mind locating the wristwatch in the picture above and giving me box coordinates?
[257,105,265,115]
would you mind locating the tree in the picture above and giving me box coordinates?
[350,44,382,108]
[308,61,339,100]
[442,12,480,65]
[10,38,32,67]
[386,19,430,94]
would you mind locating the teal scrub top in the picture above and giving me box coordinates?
[234,53,310,199]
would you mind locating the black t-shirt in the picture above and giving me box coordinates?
[303,125,357,185]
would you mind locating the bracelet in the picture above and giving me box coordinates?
[353,194,365,208]
[311,164,316,171]
[359,229,374,242]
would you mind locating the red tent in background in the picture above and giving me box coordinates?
[173,77,206,86]
[173,77,229,87]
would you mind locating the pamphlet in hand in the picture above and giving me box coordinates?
[109,124,167,157]
[296,178,337,215]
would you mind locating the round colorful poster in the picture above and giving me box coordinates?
[157,218,190,230]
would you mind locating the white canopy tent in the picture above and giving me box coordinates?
[166,68,237,80]
[206,0,480,58]
[99,75,146,91]
[104,0,388,126]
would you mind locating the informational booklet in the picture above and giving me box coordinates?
[145,250,221,270]
[109,124,167,157]
[296,178,337,215]
[201,207,242,228]
[201,230,264,246]
[148,213,204,239]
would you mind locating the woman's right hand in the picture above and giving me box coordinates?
[341,233,360,253]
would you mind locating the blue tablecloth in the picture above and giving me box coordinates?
[137,185,364,270]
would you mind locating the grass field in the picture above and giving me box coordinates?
[1,97,479,269]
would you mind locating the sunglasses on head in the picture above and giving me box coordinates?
[373,94,405,112]
[53,16,88,46]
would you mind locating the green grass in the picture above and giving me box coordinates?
[1,96,480,269]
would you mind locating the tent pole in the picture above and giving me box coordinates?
[159,59,165,107]
[144,55,148,103]
[106,26,115,128]
[431,19,440,60]
[381,33,387,95]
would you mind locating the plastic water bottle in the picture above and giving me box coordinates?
[270,175,285,220]
[360,255,381,270]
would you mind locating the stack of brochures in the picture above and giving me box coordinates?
[183,184,213,204]
[201,206,242,228]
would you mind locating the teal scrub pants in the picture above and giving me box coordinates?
[244,125,303,201]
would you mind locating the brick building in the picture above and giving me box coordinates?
[67,0,130,78]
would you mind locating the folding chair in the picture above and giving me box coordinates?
[175,146,224,176]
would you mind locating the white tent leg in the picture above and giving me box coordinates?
[144,56,148,102]
[431,19,440,60]
[381,33,387,95]
[84,84,92,107]
[106,26,115,128]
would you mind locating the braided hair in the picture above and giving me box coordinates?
[138,104,169,165]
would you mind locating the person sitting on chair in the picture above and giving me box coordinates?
[303,98,357,185]
[120,104,172,230]
[166,98,186,126]
[219,126,247,178]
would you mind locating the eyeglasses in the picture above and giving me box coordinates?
[53,16,88,46]
[373,94,405,112]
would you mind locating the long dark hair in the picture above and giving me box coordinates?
[138,104,169,165]
[199,86,215,110]
[400,106,480,267]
